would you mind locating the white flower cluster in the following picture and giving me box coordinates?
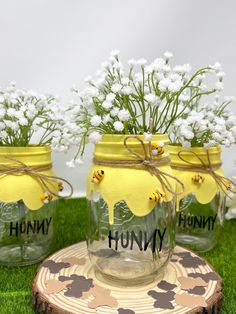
[0,82,70,147]
[69,50,221,156]
[170,94,236,148]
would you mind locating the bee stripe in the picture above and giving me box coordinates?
[94,173,102,180]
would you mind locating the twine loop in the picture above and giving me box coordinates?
[0,157,73,198]
[94,135,184,196]
[174,149,235,197]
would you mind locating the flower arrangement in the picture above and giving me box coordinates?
[60,50,226,164]
[169,86,236,148]
[0,82,69,147]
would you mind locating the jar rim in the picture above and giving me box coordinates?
[0,145,51,156]
[168,144,221,156]
[99,133,169,142]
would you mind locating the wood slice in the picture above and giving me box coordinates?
[32,242,222,314]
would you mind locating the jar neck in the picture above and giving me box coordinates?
[93,134,170,161]
[168,145,222,167]
[0,146,52,167]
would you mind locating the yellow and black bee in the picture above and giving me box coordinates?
[91,170,105,184]
[149,188,165,203]
[192,173,205,185]
[40,192,53,204]
[58,181,63,192]
[225,180,232,191]
[151,142,164,156]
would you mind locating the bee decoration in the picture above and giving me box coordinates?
[91,170,105,184]
[149,188,165,203]
[40,192,53,204]
[225,181,232,191]
[58,181,64,192]
[192,173,205,185]
[151,141,165,156]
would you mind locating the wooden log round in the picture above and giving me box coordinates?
[32,242,222,314]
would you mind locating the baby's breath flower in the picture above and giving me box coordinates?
[145,93,156,103]
[7,108,17,117]
[0,130,7,139]
[75,157,84,165]
[111,83,122,93]
[84,75,93,83]
[110,107,119,117]
[170,94,236,148]
[137,58,147,66]
[216,71,225,80]
[101,61,110,69]
[144,132,152,141]
[121,77,130,85]
[159,78,171,92]
[106,93,116,102]
[113,62,123,70]
[66,50,232,160]
[114,121,124,132]
[110,49,120,57]
[164,51,173,60]
[19,117,28,126]
[211,62,222,72]
[102,101,113,110]
[127,58,137,66]
[118,109,130,121]
[103,114,112,124]
[66,159,76,168]
[121,86,133,95]
[0,82,69,147]
[215,81,224,91]
[173,64,192,74]
[88,131,102,144]
[182,141,191,148]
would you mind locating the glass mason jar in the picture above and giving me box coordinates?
[0,146,58,266]
[169,145,226,252]
[87,134,176,285]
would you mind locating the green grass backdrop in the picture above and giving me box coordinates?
[0,198,235,314]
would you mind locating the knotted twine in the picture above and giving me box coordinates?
[0,157,73,198]
[93,135,184,196]
[172,149,235,198]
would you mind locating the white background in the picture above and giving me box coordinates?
[0,0,236,195]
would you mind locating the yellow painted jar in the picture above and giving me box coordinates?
[169,145,226,252]
[87,134,177,285]
[0,146,59,266]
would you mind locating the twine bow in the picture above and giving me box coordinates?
[93,135,184,196]
[174,149,235,197]
[0,157,73,198]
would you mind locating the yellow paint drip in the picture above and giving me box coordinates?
[87,134,176,225]
[168,145,225,211]
[0,146,58,209]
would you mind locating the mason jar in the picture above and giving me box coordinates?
[0,146,58,266]
[169,145,226,252]
[87,134,177,285]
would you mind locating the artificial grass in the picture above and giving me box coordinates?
[0,198,235,314]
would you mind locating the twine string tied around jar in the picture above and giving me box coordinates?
[0,157,73,198]
[173,149,235,198]
[94,135,184,196]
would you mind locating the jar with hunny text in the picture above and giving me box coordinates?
[0,146,67,266]
[87,134,181,285]
[169,145,230,252]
